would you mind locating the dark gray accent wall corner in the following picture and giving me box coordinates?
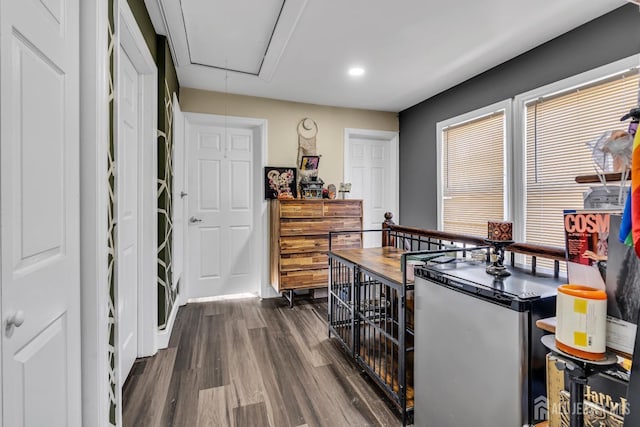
[398,4,640,230]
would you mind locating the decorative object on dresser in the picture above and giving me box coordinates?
[327,184,337,199]
[338,182,351,199]
[270,199,362,307]
[300,177,324,199]
[300,155,320,172]
[264,167,297,199]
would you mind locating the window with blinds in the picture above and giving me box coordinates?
[442,111,505,236]
[524,71,640,256]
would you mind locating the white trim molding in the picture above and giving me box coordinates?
[156,302,178,348]
[258,0,308,82]
[117,0,159,360]
[114,1,158,424]
[79,0,110,425]
[172,93,189,308]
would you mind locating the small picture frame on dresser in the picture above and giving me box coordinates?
[300,155,320,171]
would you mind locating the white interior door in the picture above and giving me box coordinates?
[347,133,398,248]
[186,120,258,299]
[173,95,185,300]
[116,46,140,384]
[0,0,81,425]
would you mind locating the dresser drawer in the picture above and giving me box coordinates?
[280,252,328,272]
[280,269,328,289]
[323,201,362,217]
[280,217,362,236]
[280,235,328,254]
[280,233,361,254]
[279,201,323,218]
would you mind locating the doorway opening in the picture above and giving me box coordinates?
[183,113,268,300]
[344,128,399,247]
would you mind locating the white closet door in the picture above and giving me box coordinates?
[0,0,81,425]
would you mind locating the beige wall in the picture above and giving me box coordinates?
[180,87,399,188]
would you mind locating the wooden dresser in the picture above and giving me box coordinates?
[270,199,362,305]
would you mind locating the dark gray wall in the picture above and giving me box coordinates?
[399,4,640,229]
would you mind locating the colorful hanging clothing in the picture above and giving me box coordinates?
[620,187,633,245]
[632,129,640,257]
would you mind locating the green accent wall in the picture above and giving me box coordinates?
[126,0,157,62]
[157,35,179,328]
[164,41,179,98]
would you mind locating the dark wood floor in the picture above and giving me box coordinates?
[122,296,402,426]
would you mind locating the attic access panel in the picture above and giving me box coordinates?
[181,0,284,75]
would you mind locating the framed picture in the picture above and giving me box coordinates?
[300,155,320,171]
[264,167,297,199]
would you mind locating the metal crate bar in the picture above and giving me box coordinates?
[351,267,412,424]
[328,254,358,355]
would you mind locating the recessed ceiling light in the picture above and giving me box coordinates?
[348,67,365,77]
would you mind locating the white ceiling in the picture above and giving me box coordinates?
[145,0,627,112]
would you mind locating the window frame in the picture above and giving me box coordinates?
[512,55,640,244]
[436,99,513,232]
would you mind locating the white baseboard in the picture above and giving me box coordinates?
[156,299,179,349]
[261,284,279,299]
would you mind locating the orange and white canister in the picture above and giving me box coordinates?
[555,284,607,361]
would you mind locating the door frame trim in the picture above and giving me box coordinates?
[114,0,158,424]
[116,0,158,357]
[172,94,188,308]
[343,128,400,224]
[79,0,110,425]
[182,112,270,299]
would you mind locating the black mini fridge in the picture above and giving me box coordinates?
[413,261,562,427]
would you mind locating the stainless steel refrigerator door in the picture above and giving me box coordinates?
[414,276,529,427]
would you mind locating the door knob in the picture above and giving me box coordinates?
[6,310,25,328]
[189,216,203,223]
[180,191,188,198]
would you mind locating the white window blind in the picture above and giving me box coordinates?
[442,111,505,236]
[524,71,640,256]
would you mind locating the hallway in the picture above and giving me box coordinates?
[122,297,402,426]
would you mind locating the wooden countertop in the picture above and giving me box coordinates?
[330,247,407,285]
[536,317,632,360]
